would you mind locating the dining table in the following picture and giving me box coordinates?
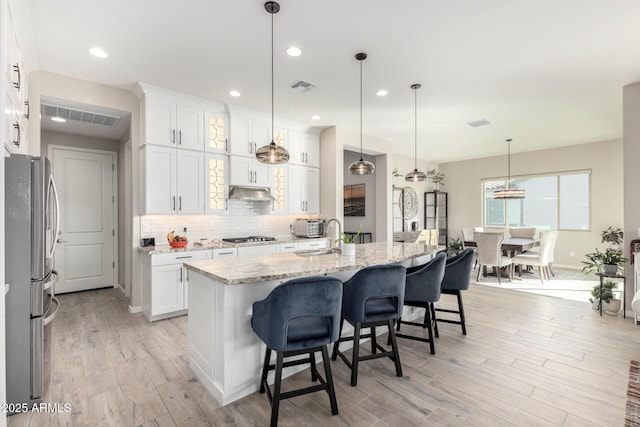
[463,237,540,278]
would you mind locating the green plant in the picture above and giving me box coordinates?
[589,280,618,304]
[581,248,627,273]
[337,224,362,244]
[601,227,623,245]
[447,237,464,257]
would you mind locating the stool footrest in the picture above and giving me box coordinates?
[434,308,459,314]
[396,332,433,344]
[433,318,462,325]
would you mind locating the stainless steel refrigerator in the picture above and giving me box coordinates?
[5,154,61,412]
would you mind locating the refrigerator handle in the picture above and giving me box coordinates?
[48,175,61,259]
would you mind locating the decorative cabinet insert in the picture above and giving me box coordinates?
[205,111,228,153]
[205,153,228,213]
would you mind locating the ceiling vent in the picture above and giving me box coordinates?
[467,119,491,128]
[41,103,120,127]
[290,80,317,92]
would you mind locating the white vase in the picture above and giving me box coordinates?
[604,299,622,315]
[342,243,356,257]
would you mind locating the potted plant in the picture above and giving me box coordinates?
[601,226,623,247]
[589,280,621,313]
[337,224,362,257]
[582,248,627,275]
[447,237,464,257]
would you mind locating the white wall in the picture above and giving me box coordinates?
[28,70,141,308]
[440,139,623,269]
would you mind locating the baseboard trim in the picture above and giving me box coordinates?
[128,305,142,314]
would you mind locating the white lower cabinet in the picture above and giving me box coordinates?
[237,244,280,257]
[142,250,212,321]
[213,247,237,258]
[297,239,329,251]
[279,242,297,252]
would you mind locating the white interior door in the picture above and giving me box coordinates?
[52,147,116,294]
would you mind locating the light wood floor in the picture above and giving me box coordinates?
[8,281,640,426]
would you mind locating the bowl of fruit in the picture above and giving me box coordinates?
[167,231,189,248]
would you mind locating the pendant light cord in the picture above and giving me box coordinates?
[271,11,275,144]
[414,87,418,170]
[506,138,512,190]
[359,58,363,161]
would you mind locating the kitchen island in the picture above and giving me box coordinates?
[183,241,437,406]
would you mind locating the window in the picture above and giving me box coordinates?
[483,171,590,231]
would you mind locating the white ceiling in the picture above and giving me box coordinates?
[26,0,640,162]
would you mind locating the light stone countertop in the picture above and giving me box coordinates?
[138,236,330,255]
[184,241,437,285]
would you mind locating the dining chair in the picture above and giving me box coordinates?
[474,231,513,285]
[460,228,478,268]
[395,252,446,354]
[435,248,475,335]
[251,276,342,426]
[511,230,558,284]
[509,227,536,239]
[546,231,558,277]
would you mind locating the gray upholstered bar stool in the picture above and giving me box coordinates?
[251,276,342,427]
[395,252,446,354]
[435,248,475,335]
[331,264,406,386]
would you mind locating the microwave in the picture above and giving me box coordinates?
[292,219,325,238]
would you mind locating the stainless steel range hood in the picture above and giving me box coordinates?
[228,186,275,202]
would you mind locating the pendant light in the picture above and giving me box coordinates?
[405,83,427,182]
[494,138,525,199]
[256,1,290,164]
[348,52,375,175]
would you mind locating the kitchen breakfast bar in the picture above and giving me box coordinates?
[183,241,437,405]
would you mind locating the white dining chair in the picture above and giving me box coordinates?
[509,227,536,239]
[511,230,558,284]
[474,231,513,285]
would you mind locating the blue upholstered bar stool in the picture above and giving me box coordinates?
[251,276,343,427]
[395,252,446,354]
[434,248,475,335]
[331,264,406,386]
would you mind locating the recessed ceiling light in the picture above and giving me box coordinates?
[376,90,388,97]
[51,117,66,123]
[311,115,320,120]
[229,90,241,97]
[286,47,302,57]
[89,47,108,58]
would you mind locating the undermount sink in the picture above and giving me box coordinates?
[294,248,339,257]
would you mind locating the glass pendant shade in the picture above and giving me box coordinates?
[349,158,375,175]
[405,169,427,182]
[257,1,290,165]
[493,138,525,199]
[256,141,290,164]
[348,52,374,175]
[405,83,426,182]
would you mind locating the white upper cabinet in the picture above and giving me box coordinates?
[230,116,271,157]
[144,97,204,151]
[142,146,204,214]
[288,131,319,167]
[230,156,271,188]
[288,165,319,214]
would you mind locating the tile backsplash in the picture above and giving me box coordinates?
[141,201,320,245]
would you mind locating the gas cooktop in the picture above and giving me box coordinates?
[222,236,276,243]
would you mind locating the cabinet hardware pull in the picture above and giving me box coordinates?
[24,100,30,119]
[179,130,182,145]
[172,129,176,144]
[176,256,193,259]
[180,268,183,282]
[13,64,20,90]
[12,122,20,147]
[173,196,176,210]
[248,170,252,183]
[225,138,228,152]
[248,141,253,153]
[301,152,304,162]
[305,152,308,163]
[179,196,182,211]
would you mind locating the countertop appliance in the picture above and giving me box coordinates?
[222,236,277,243]
[292,219,325,238]
[5,154,61,413]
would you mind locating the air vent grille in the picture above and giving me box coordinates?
[467,119,491,128]
[290,80,317,92]
[41,103,121,127]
